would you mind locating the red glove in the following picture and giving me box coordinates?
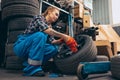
[66,37,78,53]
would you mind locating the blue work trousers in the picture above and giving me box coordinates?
[13,32,58,75]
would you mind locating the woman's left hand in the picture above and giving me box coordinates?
[51,39,63,44]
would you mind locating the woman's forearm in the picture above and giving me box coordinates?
[44,28,69,42]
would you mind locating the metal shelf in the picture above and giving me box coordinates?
[40,0,77,37]
[42,1,69,14]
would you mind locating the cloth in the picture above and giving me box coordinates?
[13,32,58,76]
[24,15,48,34]
[24,15,54,44]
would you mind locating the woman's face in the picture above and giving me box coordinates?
[48,9,59,23]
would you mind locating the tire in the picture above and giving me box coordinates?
[7,30,24,44]
[5,56,23,70]
[111,55,120,79]
[94,55,109,61]
[5,44,16,56]
[54,35,97,74]
[0,11,3,66]
[2,4,39,21]
[1,0,39,9]
[8,17,33,31]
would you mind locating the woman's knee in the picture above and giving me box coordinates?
[13,41,27,57]
[13,45,22,57]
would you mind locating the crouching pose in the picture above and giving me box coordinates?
[13,6,78,77]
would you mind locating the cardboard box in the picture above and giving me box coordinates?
[83,15,94,28]
[83,9,94,28]
[74,3,84,19]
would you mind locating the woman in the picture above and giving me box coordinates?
[13,6,78,77]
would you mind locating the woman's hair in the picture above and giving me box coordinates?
[42,6,60,17]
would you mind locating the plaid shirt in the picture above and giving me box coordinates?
[23,15,55,43]
[24,15,48,34]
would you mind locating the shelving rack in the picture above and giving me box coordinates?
[39,0,80,37]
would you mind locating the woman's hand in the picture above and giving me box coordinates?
[65,36,78,53]
[51,38,64,44]
[62,35,78,53]
[44,28,78,52]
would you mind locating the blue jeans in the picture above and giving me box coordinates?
[13,32,58,75]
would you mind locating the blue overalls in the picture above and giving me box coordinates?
[13,32,58,76]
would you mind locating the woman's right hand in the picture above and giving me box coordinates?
[44,28,78,52]
[63,35,78,53]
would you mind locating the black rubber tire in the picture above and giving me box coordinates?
[111,55,120,79]
[1,0,39,9]
[54,35,97,74]
[2,4,39,21]
[5,43,16,56]
[94,55,109,61]
[0,11,3,66]
[8,17,33,31]
[0,18,7,66]
[5,56,23,70]
[7,30,24,44]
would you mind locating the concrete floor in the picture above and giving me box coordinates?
[0,68,117,80]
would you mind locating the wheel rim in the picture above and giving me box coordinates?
[55,36,86,59]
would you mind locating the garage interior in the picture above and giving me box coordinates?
[0,0,120,80]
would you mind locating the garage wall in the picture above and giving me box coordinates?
[92,0,113,25]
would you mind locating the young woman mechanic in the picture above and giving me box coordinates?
[13,6,78,77]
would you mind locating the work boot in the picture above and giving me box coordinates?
[32,70,45,77]
[23,65,45,77]
[23,70,45,77]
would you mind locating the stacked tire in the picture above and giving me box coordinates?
[111,55,120,79]
[1,0,40,69]
[0,10,3,66]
